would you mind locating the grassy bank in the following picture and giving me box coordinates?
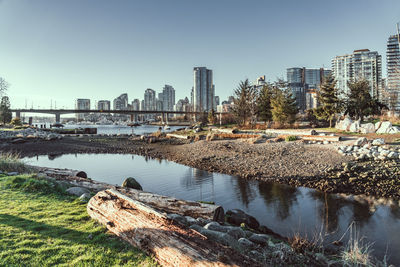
[0,173,157,266]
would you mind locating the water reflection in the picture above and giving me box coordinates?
[258,182,299,220]
[27,153,400,265]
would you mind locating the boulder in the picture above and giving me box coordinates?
[225,209,260,229]
[359,123,375,134]
[79,193,91,202]
[353,137,368,146]
[204,222,226,232]
[309,130,317,135]
[121,177,143,190]
[227,228,246,240]
[248,234,270,246]
[376,121,392,134]
[238,238,256,250]
[388,126,400,134]
[372,138,385,146]
[349,120,360,133]
[335,117,353,131]
[66,186,90,196]
[375,121,383,132]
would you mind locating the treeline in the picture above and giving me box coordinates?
[230,74,385,128]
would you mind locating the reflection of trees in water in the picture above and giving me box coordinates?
[48,154,63,160]
[180,168,213,189]
[258,182,299,220]
[309,191,374,233]
[229,177,257,208]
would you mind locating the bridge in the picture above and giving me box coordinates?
[11,109,228,123]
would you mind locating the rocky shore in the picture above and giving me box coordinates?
[2,132,400,201]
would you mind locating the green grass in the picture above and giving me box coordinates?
[0,153,33,173]
[0,174,157,266]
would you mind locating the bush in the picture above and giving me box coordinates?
[285,135,297,142]
[11,117,22,126]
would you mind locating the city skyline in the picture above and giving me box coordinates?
[0,1,400,109]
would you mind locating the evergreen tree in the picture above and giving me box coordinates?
[271,86,298,124]
[207,109,216,125]
[231,79,256,126]
[0,96,11,124]
[257,83,273,123]
[345,79,382,121]
[313,73,341,127]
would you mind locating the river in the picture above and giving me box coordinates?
[26,153,400,265]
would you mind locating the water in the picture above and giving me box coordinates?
[34,124,182,135]
[27,153,400,264]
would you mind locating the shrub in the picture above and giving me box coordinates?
[11,117,22,126]
[285,135,297,142]
[0,153,32,173]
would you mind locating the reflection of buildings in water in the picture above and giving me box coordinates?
[180,168,215,201]
[257,182,299,220]
[230,177,257,208]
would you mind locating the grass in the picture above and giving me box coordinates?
[0,173,157,266]
[0,153,33,173]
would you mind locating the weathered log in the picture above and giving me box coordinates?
[43,175,224,222]
[166,133,190,139]
[32,166,87,178]
[87,189,259,267]
[301,135,341,142]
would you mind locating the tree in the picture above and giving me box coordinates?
[257,83,273,123]
[0,96,12,124]
[207,109,216,125]
[11,117,22,126]
[0,77,9,96]
[313,73,341,127]
[271,87,298,124]
[345,79,382,121]
[231,79,258,126]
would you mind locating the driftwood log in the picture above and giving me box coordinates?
[166,133,190,139]
[33,166,87,178]
[87,189,259,267]
[300,135,341,142]
[40,173,224,222]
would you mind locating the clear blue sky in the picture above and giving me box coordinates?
[0,0,399,109]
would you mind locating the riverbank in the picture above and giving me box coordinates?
[2,133,400,201]
[0,173,156,266]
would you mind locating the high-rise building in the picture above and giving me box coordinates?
[131,99,140,111]
[287,67,331,111]
[387,30,400,110]
[162,85,175,112]
[144,89,156,111]
[192,67,215,112]
[332,49,382,99]
[214,96,220,108]
[75,99,90,121]
[113,93,129,110]
[97,100,110,111]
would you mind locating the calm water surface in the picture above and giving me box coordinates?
[27,153,400,264]
[64,124,181,135]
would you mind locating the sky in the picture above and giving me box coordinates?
[0,0,399,109]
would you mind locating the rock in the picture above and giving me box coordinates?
[359,123,375,134]
[376,121,392,134]
[190,224,240,251]
[335,117,353,131]
[204,222,226,232]
[11,138,26,144]
[196,217,210,226]
[225,209,260,229]
[388,126,400,134]
[309,130,317,135]
[323,141,329,145]
[7,172,19,176]
[375,121,383,132]
[184,216,198,226]
[349,120,360,132]
[46,133,58,141]
[66,186,90,196]
[372,138,385,146]
[167,213,188,225]
[238,238,256,250]
[121,177,143,190]
[248,234,270,246]
[248,250,265,262]
[79,193,91,201]
[353,137,367,146]
[227,227,246,240]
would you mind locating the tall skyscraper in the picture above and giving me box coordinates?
[162,85,175,112]
[131,99,140,111]
[144,89,156,111]
[387,28,400,110]
[192,67,215,112]
[97,100,110,110]
[75,98,90,121]
[332,49,382,99]
[113,93,128,110]
[287,67,331,111]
